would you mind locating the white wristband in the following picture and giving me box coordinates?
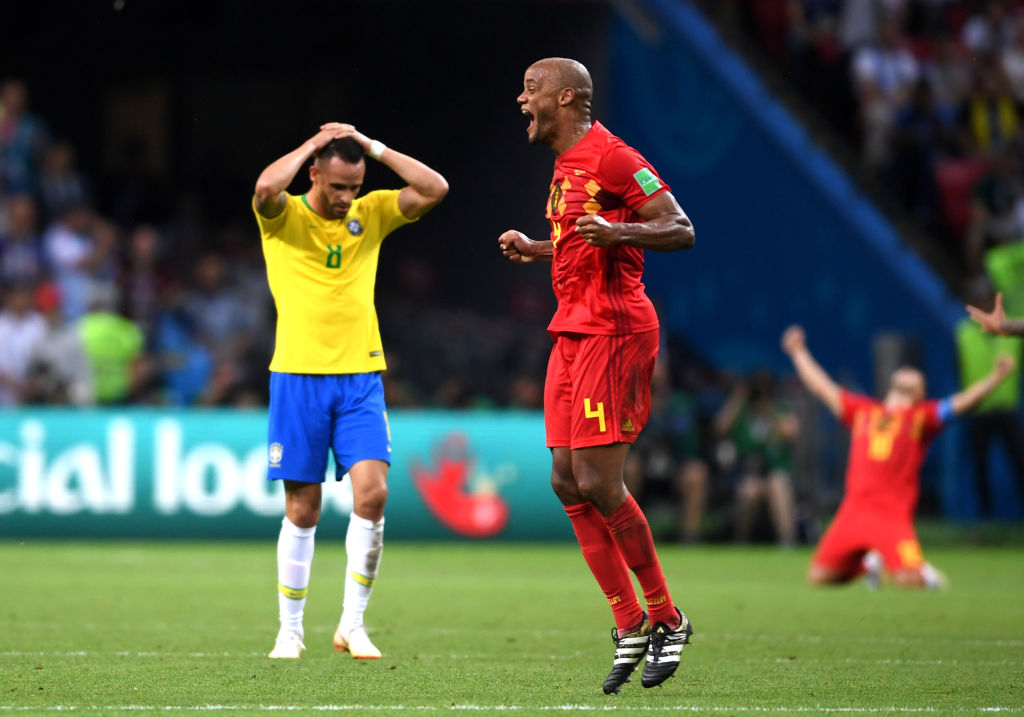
[368,139,386,161]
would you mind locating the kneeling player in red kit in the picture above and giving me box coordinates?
[781,325,1016,588]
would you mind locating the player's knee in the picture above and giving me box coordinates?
[807,565,839,586]
[287,501,322,528]
[358,481,389,515]
[551,472,581,504]
[891,569,925,588]
[550,449,580,503]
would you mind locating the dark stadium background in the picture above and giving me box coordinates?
[2,0,1022,530]
[2,0,609,310]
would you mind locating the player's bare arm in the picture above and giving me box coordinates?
[713,381,749,437]
[950,353,1017,415]
[254,125,349,218]
[575,193,694,251]
[327,124,448,221]
[966,292,1024,337]
[781,325,842,417]
[498,229,554,263]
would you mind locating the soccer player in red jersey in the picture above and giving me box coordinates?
[498,58,695,693]
[781,325,1016,588]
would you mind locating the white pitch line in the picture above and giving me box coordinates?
[719,634,1024,648]
[0,706,1022,713]
[746,657,1022,667]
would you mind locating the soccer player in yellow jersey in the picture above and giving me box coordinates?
[253,122,447,659]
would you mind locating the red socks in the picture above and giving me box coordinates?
[564,502,643,632]
[605,495,677,627]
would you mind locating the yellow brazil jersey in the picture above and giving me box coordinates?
[253,190,413,374]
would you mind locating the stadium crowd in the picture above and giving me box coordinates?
[709,0,1024,284]
[0,78,559,411]
[0,75,823,541]
[4,9,1021,540]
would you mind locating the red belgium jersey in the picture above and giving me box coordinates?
[838,390,945,518]
[544,121,669,336]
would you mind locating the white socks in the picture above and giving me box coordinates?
[921,562,947,590]
[277,516,316,637]
[339,512,384,633]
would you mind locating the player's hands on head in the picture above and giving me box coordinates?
[320,122,371,151]
[781,325,806,355]
[576,214,616,247]
[966,292,1008,335]
[994,352,1017,377]
[310,123,353,152]
[498,230,535,263]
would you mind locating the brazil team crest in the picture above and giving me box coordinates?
[347,219,363,236]
[269,442,284,467]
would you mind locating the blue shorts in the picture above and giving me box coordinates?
[267,372,391,483]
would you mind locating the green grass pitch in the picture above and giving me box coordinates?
[2,540,1022,714]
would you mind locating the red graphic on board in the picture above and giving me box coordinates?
[410,433,509,538]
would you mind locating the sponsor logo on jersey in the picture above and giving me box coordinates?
[621,418,635,432]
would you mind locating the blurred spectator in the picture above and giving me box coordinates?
[962,0,1018,59]
[184,252,257,359]
[889,78,948,229]
[839,0,908,52]
[851,16,920,170]
[625,360,710,543]
[120,223,167,342]
[923,35,974,128]
[508,374,544,410]
[959,63,1019,155]
[714,370,799,546]
[78,286,146,405]
[0,193,45,285]
[956,281,1024,516]
[23,282,93,405]
[966,144,1024,273]
[153,278,213,406]
[0,79,49,195]
[0,283,46,405]
[1001,21,1024,103]
[43,205,119,321]
[37,140,90,222]
[983,238,1024,313]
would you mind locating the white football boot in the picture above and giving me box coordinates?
[333,624,381,659]
[268,629,306,659]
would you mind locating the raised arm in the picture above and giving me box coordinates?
[949,353,1017,416]
[254,126,343,218]
[713,381,749,437]
[781,325,843,417]
[966,292,1024,337]
[329,124,448,221]
[574,192,695,252]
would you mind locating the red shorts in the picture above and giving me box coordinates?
[811,503,925,577]
[544,330,659,449]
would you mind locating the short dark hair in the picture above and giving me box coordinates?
[316,137,365,165]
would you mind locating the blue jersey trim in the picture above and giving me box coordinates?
[937,397,954,423]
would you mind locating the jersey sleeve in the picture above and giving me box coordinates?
[370,189,417,240]
[838,390,875,429]
[598,142,670,213]
[919,399,947,437]
[252,193,291,238]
